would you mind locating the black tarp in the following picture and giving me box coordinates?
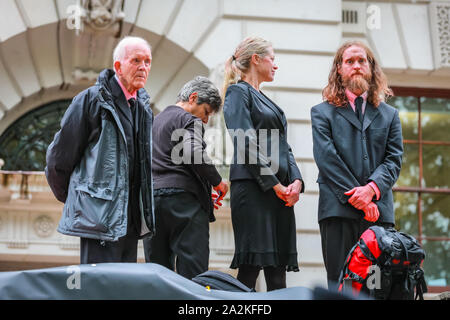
[0,263,319,300]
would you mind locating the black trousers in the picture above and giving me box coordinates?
[319,216,393,290]
[80,233,138,264]
[143,192,210,280]
[80,187,141,264]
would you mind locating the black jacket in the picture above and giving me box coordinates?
[311,100,403,223]
[152,105,222,222]
[223,81,304,192]
[45,69,155,240]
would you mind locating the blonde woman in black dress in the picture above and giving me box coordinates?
[223,37,304,291]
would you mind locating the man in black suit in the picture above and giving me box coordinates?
[46,36,154,263]
[311,41,403,289]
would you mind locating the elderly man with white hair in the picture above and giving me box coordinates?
[46,36,154,263]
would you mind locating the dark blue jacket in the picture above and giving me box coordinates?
[45,69,155,241]
[311,100,403,223]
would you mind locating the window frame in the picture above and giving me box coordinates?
[391,86,450,293]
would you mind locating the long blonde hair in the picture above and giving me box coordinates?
[222,37,272,98]
[322,41,393,107]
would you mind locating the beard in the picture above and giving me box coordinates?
[342,72,371,94]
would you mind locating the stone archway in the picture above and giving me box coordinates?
[0,0,230,135]
[0,0,237,272]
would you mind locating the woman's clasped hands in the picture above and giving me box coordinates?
[273,179,302,207]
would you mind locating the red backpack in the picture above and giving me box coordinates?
[338,226,427,300]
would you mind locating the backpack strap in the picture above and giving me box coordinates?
[413,268,428,300]
[346,270,366,283]
[368,226,395,266]
[392,231,409,263]
[358,238,377,262]
[338,242,359,286]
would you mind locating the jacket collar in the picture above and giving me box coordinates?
[362,101,380,131]
[96,69,150,107]
[109,76,134,125]
[114,74,137,101]
[336,101,380,131]
[239,80,286,128]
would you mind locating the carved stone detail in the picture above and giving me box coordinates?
[430,3,450,68]
[82,0,125,31]
[33,215,55,238]
[7,240,29,249]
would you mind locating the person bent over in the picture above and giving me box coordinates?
[143,76,228,279]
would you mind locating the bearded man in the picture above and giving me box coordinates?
[311,41,403,290]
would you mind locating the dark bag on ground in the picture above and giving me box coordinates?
[192,270,255,292]
[338,226,427,300]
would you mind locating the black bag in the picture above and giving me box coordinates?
[339,226,428,300]
[192,270,255,292]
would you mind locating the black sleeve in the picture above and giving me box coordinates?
[45,91,93,202]
[183,118,222,187]
[287,143,305,192]
[368,109,403,197]
[311,106,360,204]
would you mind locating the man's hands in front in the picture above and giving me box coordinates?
[344,185,375,209]
[362,202,380,222]
[345,185,379,222]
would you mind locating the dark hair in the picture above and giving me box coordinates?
[176,76,222,112]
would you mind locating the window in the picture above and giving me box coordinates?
[389,88,450,292]
[0,100,71,171]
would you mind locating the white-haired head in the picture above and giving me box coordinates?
[112,36,152,93]
[113,36,152,66]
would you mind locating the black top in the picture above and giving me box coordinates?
[223,81,304,192]
[152,105,222,221]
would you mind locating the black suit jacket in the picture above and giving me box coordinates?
[311,100,403,224]
[223,81,304,192]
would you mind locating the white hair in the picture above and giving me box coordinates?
[112,36,151,65]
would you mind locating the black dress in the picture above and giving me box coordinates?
[223,81,304,272]
[230,179,299,271]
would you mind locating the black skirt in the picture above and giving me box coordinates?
[229,179,299,272]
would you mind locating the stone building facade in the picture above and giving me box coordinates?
[0,0,448,292]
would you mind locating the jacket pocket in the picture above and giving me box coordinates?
[71,186,114,233]
[368,127,388,143]
[75,118,120,191]
[75,185,114,200]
